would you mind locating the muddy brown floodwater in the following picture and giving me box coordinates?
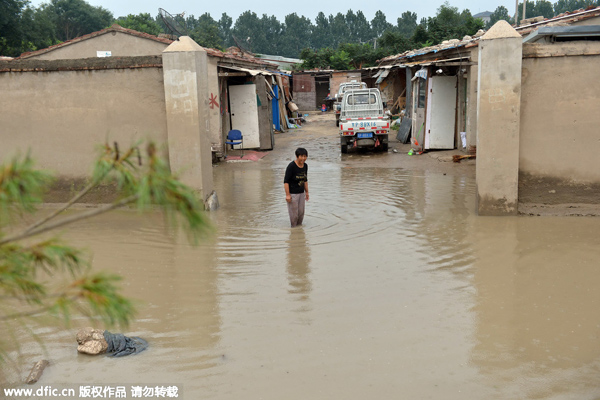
[3,113,600,400]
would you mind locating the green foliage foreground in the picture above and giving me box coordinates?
[0,142,211,361]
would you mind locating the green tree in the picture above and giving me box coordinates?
[411,24,431,48]
[397,11,418,38]
[298,47,334,69]
[21,5,59,51]
[517,0,556,22]
[184,14,198,33]
[329,12,350,48]
[0,0,27,56]
[218,13,233,48]
[328,49,351,70]
[280,13,313,57]
[312,12,332,49]
[0,142,211,359]
[516,0,536,21]
[1,0,60,57]
[426,2,484,45]
[338,42,376,68]
[486,5,514,28]
[260,14,283,54]
[378,29,412,54]
[461,9,486,34]
[190,13,223,49]
[40,0,113,42]
[371,10,392,38]
[554,0,598,14]
[345,10,372,43]
[533,0,556,18]
[231,10,262,52]
[115,13,161,35]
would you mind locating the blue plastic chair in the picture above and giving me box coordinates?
[225,130,243,151]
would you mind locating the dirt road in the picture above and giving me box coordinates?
[44,110,599,216]
[270,111,476,177]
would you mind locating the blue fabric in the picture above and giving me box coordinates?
[103,330,148,357]
[272,85,281,131]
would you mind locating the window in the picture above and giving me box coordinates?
[346,93,377,105]
[418,79,427,109]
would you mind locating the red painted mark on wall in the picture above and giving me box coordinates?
[209,93,219,109]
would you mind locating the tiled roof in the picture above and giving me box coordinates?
[16,24,174,59]
[15,24,276,69]
[378,6,600,65]
[516,6,600,35]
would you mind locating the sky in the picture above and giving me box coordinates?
[28,0,517,23]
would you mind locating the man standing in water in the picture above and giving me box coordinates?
[284,148,309,227]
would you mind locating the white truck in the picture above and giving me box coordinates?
[339,88,389,153]
[334,81,367,127]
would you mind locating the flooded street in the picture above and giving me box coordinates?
[4,114,600,399]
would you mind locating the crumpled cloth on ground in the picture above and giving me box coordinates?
[103,331,148,357]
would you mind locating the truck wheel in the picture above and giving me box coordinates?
[336,119,340,127]
[341,144,348,154]
[382,143,388,152]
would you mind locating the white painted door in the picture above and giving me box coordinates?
[425,76,456,150]
[229,84,260,149]
[411,78,427,148]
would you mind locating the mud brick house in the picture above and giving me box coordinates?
[0,25,283,203]
[371,7,600,215]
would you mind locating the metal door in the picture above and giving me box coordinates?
[411,78,427,147]
[425,76,456,149]
[229,84,260,149]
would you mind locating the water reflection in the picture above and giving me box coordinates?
[6,145,600,399]
[286,228,312,303]
[1,211,223,393]
[470,217,600,398]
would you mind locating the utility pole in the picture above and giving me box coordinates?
[522,0,527,23]
[515,0,519,24]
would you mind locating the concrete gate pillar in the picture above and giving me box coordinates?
[162,37,214,203]
[476,21,522,216]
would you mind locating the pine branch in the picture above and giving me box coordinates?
[22,144,139,235]
[0,195,138,246]
[0,304,55,322]
[23,178,103,235]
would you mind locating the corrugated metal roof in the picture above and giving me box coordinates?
[523,25,600,43]
[219,65,273,76]
[377,6,600,66]
[375,69,390,84]
[378,36,481,65]
[516,6,600,35]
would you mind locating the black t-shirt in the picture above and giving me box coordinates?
[284,161,308,194]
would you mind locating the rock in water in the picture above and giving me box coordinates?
[205,190,220,211]
[76,328,148,357]
[76,328,108,355]
[25,360,49,384]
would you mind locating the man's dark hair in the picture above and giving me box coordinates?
[295,147,308,157]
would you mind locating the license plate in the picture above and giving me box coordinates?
[357,132,373,139]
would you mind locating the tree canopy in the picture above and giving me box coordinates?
[1,0,598,60]
[115,13,161,36]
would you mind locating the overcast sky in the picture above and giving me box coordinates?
[28,0,516,23]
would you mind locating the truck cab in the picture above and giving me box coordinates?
[339,88,389,154]
[334,81,367,127]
